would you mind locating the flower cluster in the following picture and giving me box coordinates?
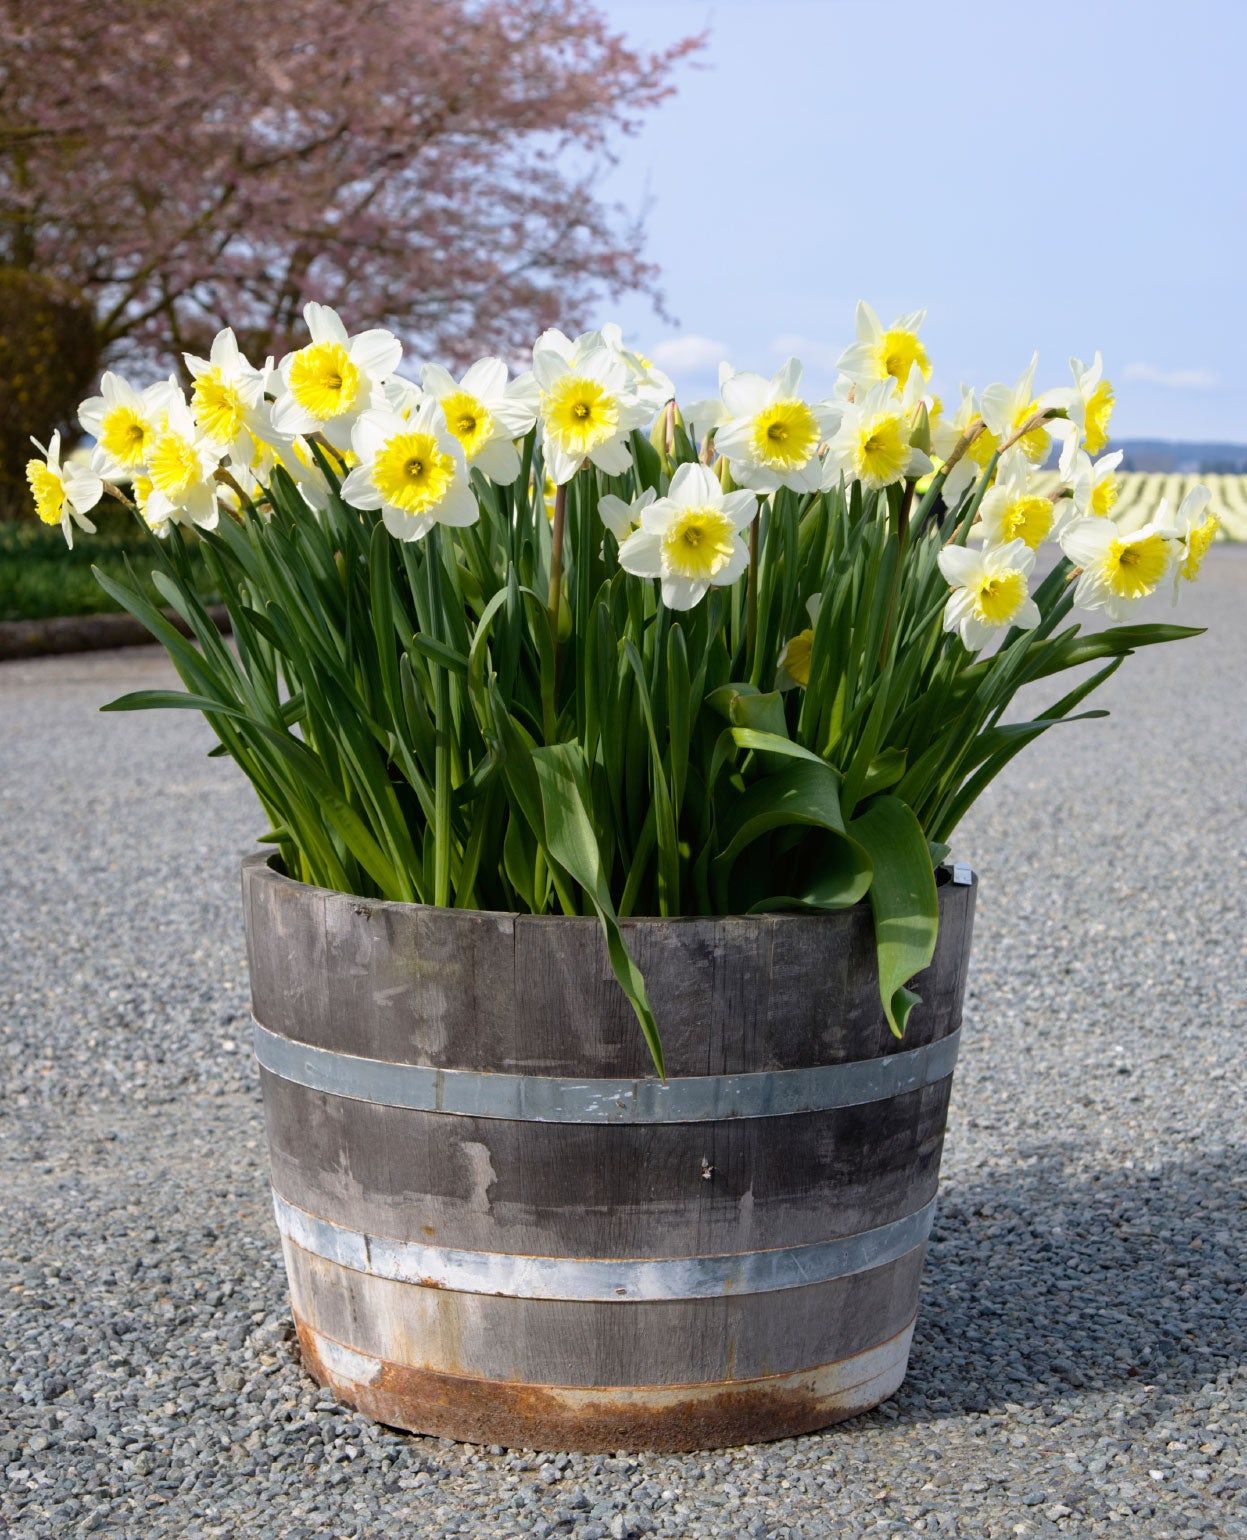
[38,300,1215,1068]
[31,299,1217,646]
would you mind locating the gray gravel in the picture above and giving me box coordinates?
[2,550,1245,1539]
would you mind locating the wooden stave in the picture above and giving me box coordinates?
[258,1067,953,1258]
[243,852,975,1077]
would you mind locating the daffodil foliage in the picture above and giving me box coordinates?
[48,303,1213,1073]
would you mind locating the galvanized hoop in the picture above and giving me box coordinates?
[272,1190,938,1303]
[253,1021,961,1125]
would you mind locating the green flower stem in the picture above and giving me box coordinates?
[949,451,1000,545]
[878,478,919,666]
[547,479,568,627]
[428,530,453,908]
[746,516,759,674]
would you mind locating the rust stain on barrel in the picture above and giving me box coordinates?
[294,1315,899,1453]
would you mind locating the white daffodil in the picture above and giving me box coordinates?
[184,328,272,457]
[974,450,1059,550]
[1060,517,1175,620]
[223,426,277,482]
[1157,485,1219,594]
[1064,353,1115,459]
[714,359,840,494]
[279,436,335,514]
[532,332,651,485]
[78,373,182,480]
[1064,447,1124,519]
[599,324,675,413]
[230,431,332,515]
[214,430,299,516]
[929,391,966,465]
[932,386,1000,510]
[777,594,821,690]
[824,379,931,493]
[272,302,402,449]
[937,539,1040,652]
[26,432,103,548]
[922,391,952,461]
[837,301,931,390]
[980,354,1059,466]
[129,475,155,529]
[342,399,476,541]
[421,356,540,486]
[915,391,955,490]
[143,396,225,534]
[597,486,656,541]
[896,365,940,433]
[374,374,424,420]
[617,462,758,610]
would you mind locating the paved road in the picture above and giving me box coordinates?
[1,552,1244,1538]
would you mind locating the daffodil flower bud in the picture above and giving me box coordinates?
[910,402,931,457]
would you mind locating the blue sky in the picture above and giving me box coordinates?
[590,0,1246,442]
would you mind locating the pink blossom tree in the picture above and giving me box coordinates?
[0,0,701,375]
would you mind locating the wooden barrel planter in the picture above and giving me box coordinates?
[243,852,976,1452]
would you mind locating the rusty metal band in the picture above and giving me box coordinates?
[252,1022,960,1125]
[295,1314,916,1437]
[271,1191,937,1302]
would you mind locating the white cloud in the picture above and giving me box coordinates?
[648,334,731,373]
[1122,362,1220,390]
[769,333,842,373]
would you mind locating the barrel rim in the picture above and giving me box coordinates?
[242,848,975,931]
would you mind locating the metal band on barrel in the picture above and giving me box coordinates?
[272,1191,937,1302]
[253,1022,960,1124]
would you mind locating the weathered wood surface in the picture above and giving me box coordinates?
[244,852,978,1449]
[243,854,974,1076]
[260,1069,953,1256]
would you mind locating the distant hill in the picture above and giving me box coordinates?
[1111,440,1247,473]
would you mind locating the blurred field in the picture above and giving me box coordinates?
[0,510,214,623]
[1032,471,1247,540]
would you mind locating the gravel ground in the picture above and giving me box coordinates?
[1,550,1244,1539]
